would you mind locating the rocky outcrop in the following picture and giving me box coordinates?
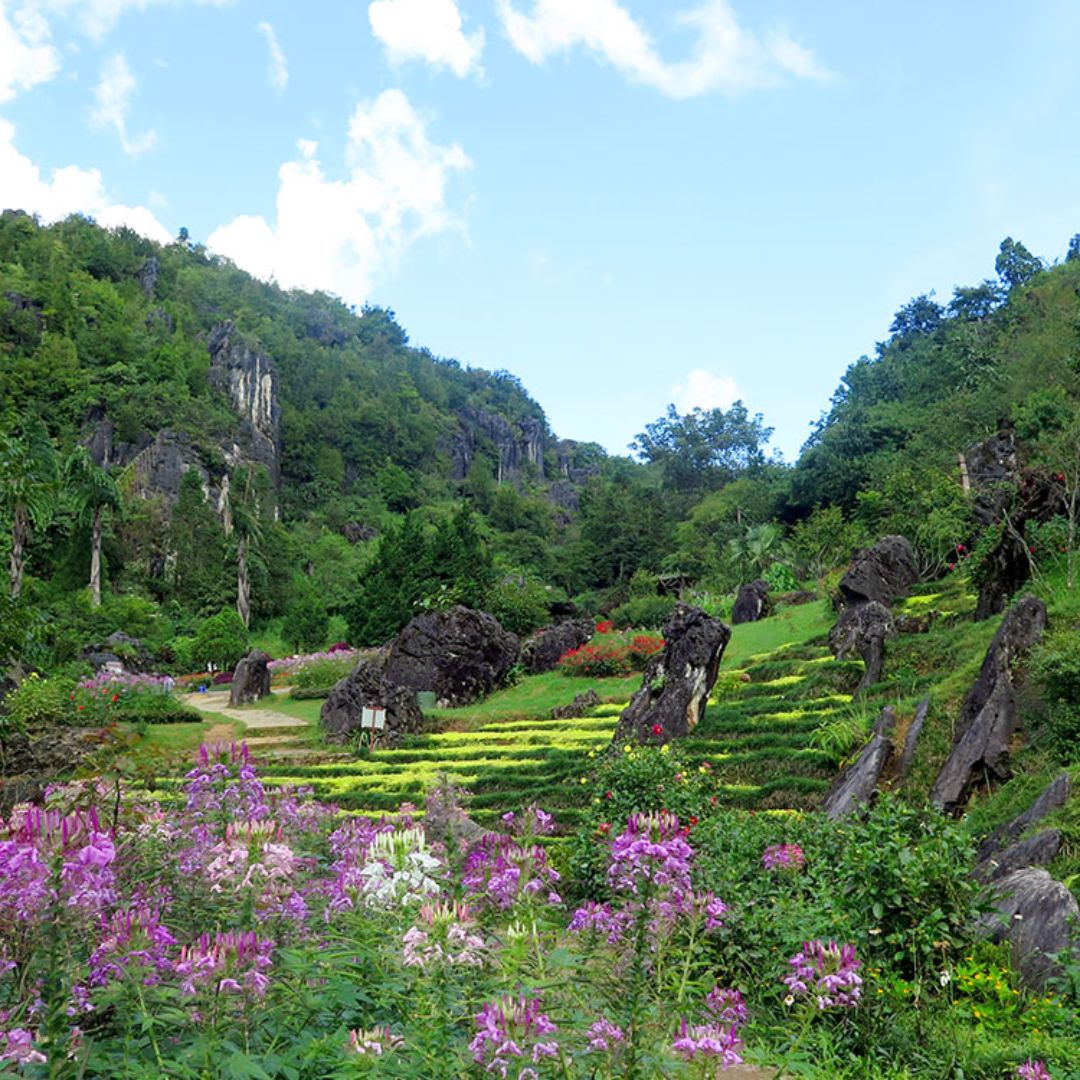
[820,707,895,820]
[321,655,424,747]
[445,405,548,483]
[207,322,280,478]
[975,868,1079,988]
[732,580,770,625]
[976,773,1072,864]
[614,606,730,743]
[0,726,108,815]
[229,650,272,706]
[80,632,153,674]
[930,596,1047,813]
[384,607,519,708]
[551,689,600,720]
[896,696,930,780]
[137,256,159,298]
[974,830,1063,884]
[839,536,918,608]
[962,427,1019,526]
[521,619,594,674]
[828,601,894,694]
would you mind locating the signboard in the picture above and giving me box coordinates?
[360,707,387,731]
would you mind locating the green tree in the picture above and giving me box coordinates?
[170,469,230,616]
[282,586,329,653]
[63,446,122,607]
[0,420,59,599]
[995,236,1043,290]
[192,608,250,671]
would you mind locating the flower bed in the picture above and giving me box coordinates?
[557,627,664,678]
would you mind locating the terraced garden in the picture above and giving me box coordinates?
[161,599,861,828]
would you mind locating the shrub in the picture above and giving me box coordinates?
[1029,628,1080,763]
[557,641,632,677]
[609,594,677,630]
[282,590,329,654]
[2,673,76,727]
[292,655,356,690]
[191,609,250,672]
[483,575,553,637]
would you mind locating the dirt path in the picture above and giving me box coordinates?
[185,690,303,730]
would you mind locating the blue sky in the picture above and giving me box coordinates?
[4,1,1080,460]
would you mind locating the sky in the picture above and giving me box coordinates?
[4,1,1080,462]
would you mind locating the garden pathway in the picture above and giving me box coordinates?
[185,690,301,730]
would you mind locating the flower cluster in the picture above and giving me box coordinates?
[402,901,486,969]
[470,996,560,1077]
[671,1016,744,1068]
[174,930,274,998]
[1017,1062,1053,1080]
[87,904,177,988]
[584,1017,624,1052]
[784,940,862,1009]
[0,1029,47,1066]
[608,811,693,894]
[705,986,748,1026]
[347,1026,404,1056]
[762,843,806,872]
[557,630,665,678]
[462,834,561,910]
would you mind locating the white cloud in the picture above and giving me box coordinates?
[671,369,741,413]
[0,116,172,242]
[208,89,471,302]
[369,0,484,78]
[257,20,288,91]
[0,2,60,102]
[90,52,156,155]
[496,0,829,97]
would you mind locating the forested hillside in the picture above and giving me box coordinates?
[3,211,1080,680]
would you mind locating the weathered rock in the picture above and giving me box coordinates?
[828,601,894,693]
[80,631,153,674]
[145,306,175,334]
[975,868,1080,988]
[614,606,730,743]
[974,830,1063,884]
[820,707,895,819]
[321,656,424,747]
[0,726,108,815]
[894,612,933,635]
[977,773,1072,864]
[551,689,601,720]
[975,530,1031,620]
[962,427,1019,526]
[521,619,594,675]
[422,777,486,849]
[341,521,378,544]
[136,256,159,298]
[930,596,1047,813]
[839,535,918,608]
[732,580,770,625]
[229,650,272,706]
[384,607,519,708]
[896,695,930,780]
[445,405,548,483]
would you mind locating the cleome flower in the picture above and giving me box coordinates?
[470,995,560,1077]
[402,901,487,969]
[671,1017,744,1068]
[608,811,693,895]
[761,843,806,872]
[783,940,862,1010]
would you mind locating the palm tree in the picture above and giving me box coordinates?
[0,421,58,600]
[64,446,123,607]
[727,522,784,580]
[226,466,265,629]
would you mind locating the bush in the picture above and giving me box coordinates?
[609,594,676,630]
[292,655,356,690]
[483,575,553,637]
[191,609,250,672]
[557,628,664,677]
[1029,628,1080,763]
[168,635,196,674]
[2,673,75,727]
[282,590,329,654]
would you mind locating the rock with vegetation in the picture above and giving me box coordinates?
[839,535,918,608]
[973,830,1063,883]
[321,655,424,746]
[551,689,600,720]
[614,605,730,743]
[229,650,272,706]
[80,631,153,674]
[0,726,106,814]
[384,606,519,708]
[976,772,1072,863]
[930,596,1047,812]
[820,706,895,819]
[731,579,770,624]
[896,695,930,779]
[828,600,894,693]
[975,867,1080,988]
[520,619,594,674]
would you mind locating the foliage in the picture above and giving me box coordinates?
[280,588,329,654]
[191,608,250,672]
[609,593,676,630]
[1,672,74,728]
[290,655,357,691]
[557,630,664,678]
[1029,628,1080,763]
[482,574,553,637]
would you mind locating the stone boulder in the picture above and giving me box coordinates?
[384,606,519,708]
[975,868,1080,988]
[828,601,895,694]
[551,689,600,720]
[229,650,272,706]
[975,530,1032,621]
[614,605,730,744]
[895,696,931,780]
[521,619,594,675]
[976,773,1072,864]
[820,707,895,820]
[974,830,1063,884]
[80,631,153,674]
[930,596,1047,813]
[0,726,108,815]
[962,427,1019,526]
[732,580,770,625]
[321,656,424,747]
[839,535,918,608]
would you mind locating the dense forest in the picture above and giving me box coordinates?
[2,211,1080,673]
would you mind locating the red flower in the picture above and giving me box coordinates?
[111,693,118,702]
[597,822,611,834]
[595,620,614,634]
[605,790,613,799]
[689,815,699,827]
[651,723,663,737]
[948,563,956,571]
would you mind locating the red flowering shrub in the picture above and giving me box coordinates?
[595,620,615,635]
[557,630,665,677]
[628,634,665,665]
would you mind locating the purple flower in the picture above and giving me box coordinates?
[88,905,177,988]
[705,986,747,1026]
[174,930,274,998]
[347,1026,404,1055]
[0,1029,46,1066]
[783,940,862,1009]
[762,843,805,872]
[402,901,486,969]
[1017,1062,1053,1080]
[470,996,559,1076]
[671,1017,744,1068]
[585,1017,624,1053]
[462,834,561,910]
[608,811,693,895]
[568,900,633,944]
